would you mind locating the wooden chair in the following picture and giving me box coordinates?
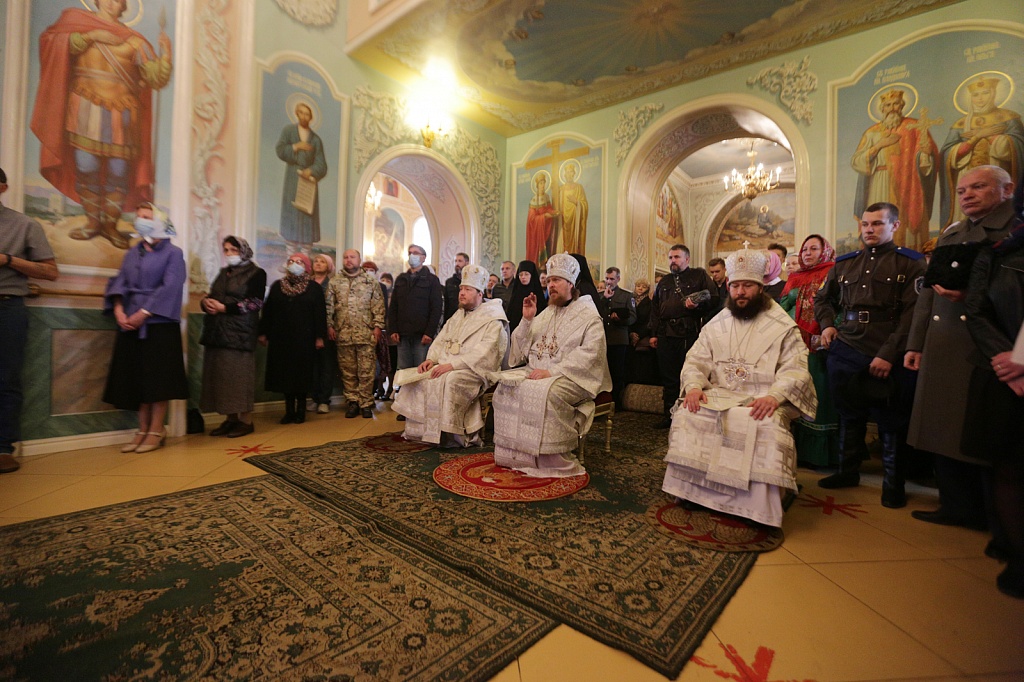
[578,391,615,464]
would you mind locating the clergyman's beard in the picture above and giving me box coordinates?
[727,292,769,320]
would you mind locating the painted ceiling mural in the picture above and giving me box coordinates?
[353,0,964,134]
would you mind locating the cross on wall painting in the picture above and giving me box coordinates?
[513,135,605,269]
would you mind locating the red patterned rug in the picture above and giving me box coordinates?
[433,452,589,502]
[646,501,784,552]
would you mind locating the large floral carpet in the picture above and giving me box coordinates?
[248,413,758,678]
[0,477,554,681]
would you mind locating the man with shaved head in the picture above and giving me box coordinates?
[326,248,386,418]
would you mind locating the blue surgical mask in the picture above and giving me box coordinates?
[287,262,306,276]
[134,217,161,237]
[225,255,242,267]
[408,254,423,268]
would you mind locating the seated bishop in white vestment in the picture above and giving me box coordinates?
[492,253,612,477]
[394,264,509,447]
[663,249,817,527]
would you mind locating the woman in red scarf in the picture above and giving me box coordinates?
[780,234,838,467]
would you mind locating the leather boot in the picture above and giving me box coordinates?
[819,420,865,488]
[280,396,296,424]
[294,396,307,424]
[880,431,907,508]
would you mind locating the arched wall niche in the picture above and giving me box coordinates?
[617,94,809,284]
[354,145,480,282]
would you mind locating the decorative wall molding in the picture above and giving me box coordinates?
[189,0,231,293]
[746,56,817,125]
[614,103,664,166]
[628,233,648,286]
[692,189,723,230]
[643,113,739,179]
[352,86,501,271]
[352,87,412,171]
[389,157,448,202]
[274,0,338,27]
[440,236,460,282]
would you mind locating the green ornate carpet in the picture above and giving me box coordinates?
[0,476,554,680]
[248,413,759,678]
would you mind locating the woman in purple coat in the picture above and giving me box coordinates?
[103,204,188,453]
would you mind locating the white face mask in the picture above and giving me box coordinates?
[225,255,242,267]
[408,254,423,268]
[287,262,306,276]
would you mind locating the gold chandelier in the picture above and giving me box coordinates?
[723,142,781,200]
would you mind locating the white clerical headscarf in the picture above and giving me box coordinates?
[546,252,580,283]
[460,264,489,292]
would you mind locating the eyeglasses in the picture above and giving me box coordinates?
[287,258,305,265]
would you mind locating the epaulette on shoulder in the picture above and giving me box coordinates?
[894,247,924,260]
[835,250,861,262]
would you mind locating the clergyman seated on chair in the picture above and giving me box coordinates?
[662,248,817,527]
[393,264,509,447]
[491,252,612,478]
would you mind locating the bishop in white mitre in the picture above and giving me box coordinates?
[663,248,817,527]
[393,264,509,447]
[492,253,612,477]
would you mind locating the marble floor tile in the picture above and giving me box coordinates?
[710,563,959,680]
[814,559,1024,675]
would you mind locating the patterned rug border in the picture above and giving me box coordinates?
[432,452,591,502]
[247,420,759,679]
[0,475,557,681]
[645,502,786,552]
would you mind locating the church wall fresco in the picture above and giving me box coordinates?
[512,135,605,269]
[22,0,179,274]
[253,55,346,282]
[834,26,1024,254]
[711,190,797,256]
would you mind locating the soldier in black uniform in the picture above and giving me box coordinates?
[814,202,926,508]
[649,244,719,428]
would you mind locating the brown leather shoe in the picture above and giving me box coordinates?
[0,453,20,473]
[226,422,255,438]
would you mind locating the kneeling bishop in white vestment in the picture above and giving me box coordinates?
[492,253,612,477]
[391,261,507,446]
[393,264,509,447]
[663,248,817,527]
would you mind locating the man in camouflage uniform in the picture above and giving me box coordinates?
[814,202,927,508]
[326,249,386,418]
